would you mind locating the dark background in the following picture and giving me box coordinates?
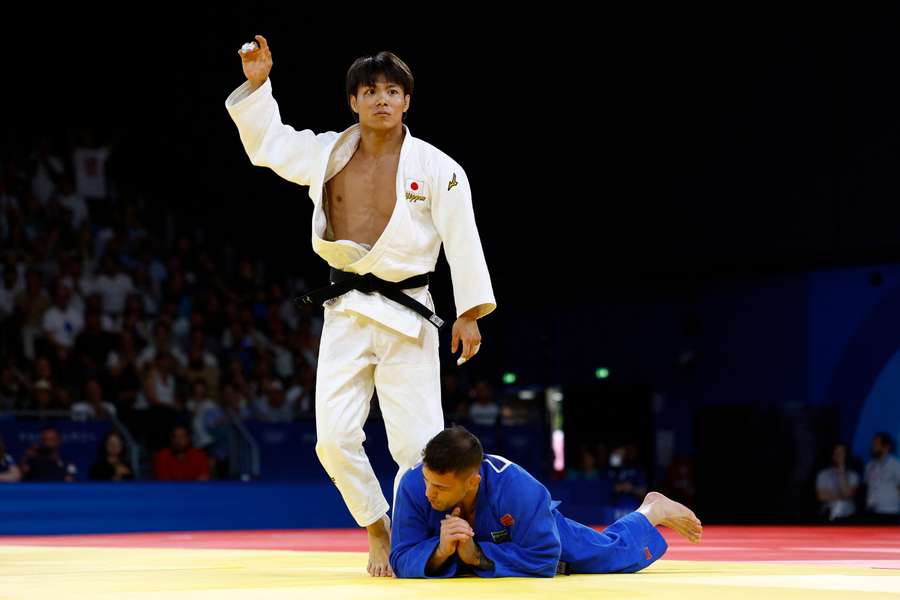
[4,5,900,522]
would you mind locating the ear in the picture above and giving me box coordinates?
[349,94,359,115]
[467,472,481,492]
[403,94,411,116]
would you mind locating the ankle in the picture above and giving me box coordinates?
[637,503,660,527]
[366,515,390,536]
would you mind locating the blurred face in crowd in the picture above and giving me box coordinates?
[872,436,892,459]
[171,427,190,453]
[35,358,51,380]
[34,387,52,409]
[106,433,123,457]
[192,381,208,400]
[85,380,103,405]
[832,444,847,468]
[472,381,493,405]
[41,428,60,451]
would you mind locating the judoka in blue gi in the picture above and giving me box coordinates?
[390,426,702,578]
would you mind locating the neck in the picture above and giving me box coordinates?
[357,124,405,158]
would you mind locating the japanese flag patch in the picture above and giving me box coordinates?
[405,178,427,203]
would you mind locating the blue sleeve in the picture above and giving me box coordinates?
[389,469,458,578]
[474,471,562,578]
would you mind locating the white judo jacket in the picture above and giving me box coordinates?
[225,79,496,339]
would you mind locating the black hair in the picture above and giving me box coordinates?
[345,51,413,121]
[422,426,483,476]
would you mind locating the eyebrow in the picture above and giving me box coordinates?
[423,475,449,488]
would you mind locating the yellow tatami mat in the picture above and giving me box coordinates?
[1,546,898,599]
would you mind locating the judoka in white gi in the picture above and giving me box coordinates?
[226,36,496,576]
[391,427,703,578]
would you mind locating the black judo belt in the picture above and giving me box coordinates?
[294,268,445,329]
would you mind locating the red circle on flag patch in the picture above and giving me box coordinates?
[410,182,419,191]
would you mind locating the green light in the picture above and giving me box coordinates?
[502,372,517,384]
[595,368,610,379]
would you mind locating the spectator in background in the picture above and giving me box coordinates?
[221,381,252,420]
[0,266,23,321]
[29,137,65,206]
[71,128,111,207]
[184,330,219,395]
[137,320,186,370]
[136,351,179,452]
[41,283,84,354]
[26,379,56,414]
[0,435,21,482]
[94,255,134,317]
[152,425,209,481]
[20,427,75,481]
[609,443,648,520]
[253,379,295,422]
[190,380,230,478]
[468,380,499,426]
[815,443,859,522]
[0,362,27,411]
[55,175,89,231]
[14,269,50,359]
[89,431,132,481]
[71,378,117,421]
[864,432,900,524]
[567,447,602,481]
[73,308,116,380]
[104,330,143,417]
[285,361,314,418]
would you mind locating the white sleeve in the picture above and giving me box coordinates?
[430,159,496,319]
[225,78,336,190]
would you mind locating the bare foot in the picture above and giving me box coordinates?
[638,491,702,544]
[366,514,394,577]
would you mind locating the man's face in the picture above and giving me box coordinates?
[41,429,60,450]
[872,437,888,458]
[833,445,847,466]
[172,428,190,452]
[350,75,410,131]
[422,465,477,512]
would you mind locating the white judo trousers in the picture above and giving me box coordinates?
[315,304,444,527]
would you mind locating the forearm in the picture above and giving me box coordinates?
[460,542,495,572]
[425,547,455,575]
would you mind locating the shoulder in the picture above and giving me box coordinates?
[399,461,426,491]
[411,135,466,177]
[484,454,545,495]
